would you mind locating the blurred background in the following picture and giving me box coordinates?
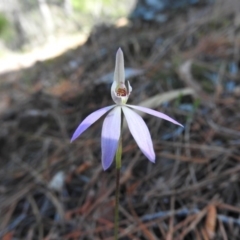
[1,0,240,239]
[0,0,134,71]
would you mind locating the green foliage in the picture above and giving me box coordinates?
[71,0,128,19]
[72,0,110,12]
[0,13,15,45]
[0,13,9,35]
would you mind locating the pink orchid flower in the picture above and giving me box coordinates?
[71,48,183,170]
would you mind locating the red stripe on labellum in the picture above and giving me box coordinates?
[116,88,127,96]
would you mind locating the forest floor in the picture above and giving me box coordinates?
[1,1,240,239]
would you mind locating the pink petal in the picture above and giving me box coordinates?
[127,105,183,127]
[101,106,121,170]
[71,105,115,142]
[122,106,155,162]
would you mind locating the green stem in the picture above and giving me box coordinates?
[114,166,120,240]
[114,112,123,240]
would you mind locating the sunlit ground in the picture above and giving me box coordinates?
[0,33,88,73]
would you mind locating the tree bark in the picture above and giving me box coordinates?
[38,0,54,36]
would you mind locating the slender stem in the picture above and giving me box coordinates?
[114,167,120,240]
[114,112,123,240]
